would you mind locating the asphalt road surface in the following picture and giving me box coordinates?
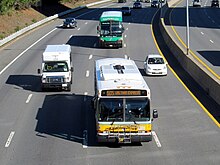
[0,0,219,165]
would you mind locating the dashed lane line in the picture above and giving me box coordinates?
[5,131,15,148]
[25,94,33,104]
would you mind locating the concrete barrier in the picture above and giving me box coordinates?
[0,0,112,47]
[159,3,220,105]
[167,0,181,7]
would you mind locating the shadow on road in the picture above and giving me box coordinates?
[35,94,98,146]
[198,51,220,67]
[6,74,41,92]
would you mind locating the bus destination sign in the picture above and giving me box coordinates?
[101,90,147,96]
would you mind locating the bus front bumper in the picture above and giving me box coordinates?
[97,132,152,143]
[99,40,123,48]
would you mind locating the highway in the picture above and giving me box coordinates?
[0,0,220,165]
[168,0,220,77]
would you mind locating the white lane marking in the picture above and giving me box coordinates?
[129,23,131,25]
[89,54,93,60]
[200,32,204,35]
[83,145,88,148]
[124,43,126,48]
[0,28,57,76]
[77,28,80,30]
[86,70,90,77]
[85,22,88,24]
[124,34,127,38]
[25,94,33,104]
[210,40,214,43]
[126,28,128,30]
[5,131,15,148]
[152,131,162,148]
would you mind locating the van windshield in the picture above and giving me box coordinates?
[43,62,69,72]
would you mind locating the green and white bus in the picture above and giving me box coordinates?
[97,11,124,48]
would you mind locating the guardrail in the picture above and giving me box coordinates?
[159,3,220,105]
[0,0,112,47]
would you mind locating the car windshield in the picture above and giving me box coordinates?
[148,57,164,64]
[43,62,69,72]
[65,18,74,23]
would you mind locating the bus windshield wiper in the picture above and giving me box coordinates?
[111,119,115,125]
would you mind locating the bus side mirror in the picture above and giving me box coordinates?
[37,69,41,74]
[71,67,74,72]
[153,109,158,118]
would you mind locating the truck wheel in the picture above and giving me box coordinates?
[67,84,71,91]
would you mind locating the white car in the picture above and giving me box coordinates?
[144,54,167,76]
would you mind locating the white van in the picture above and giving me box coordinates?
[38,44,73,91]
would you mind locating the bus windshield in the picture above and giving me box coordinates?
[100,21,123,36]
[98,98,150,122]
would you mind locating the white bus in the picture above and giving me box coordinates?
[92,58,158,143]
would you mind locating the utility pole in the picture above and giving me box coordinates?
[186,0,190,55]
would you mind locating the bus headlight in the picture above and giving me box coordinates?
[117,39,123,43]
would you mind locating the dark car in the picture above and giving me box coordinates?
[121,7,131,15]
[118,0,126,2]
[133,2,142,8]
[211,0,219,7]
[63,18,77,28]
[151,0,160,7]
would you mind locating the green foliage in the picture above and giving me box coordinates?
[0,0,15,14]
[14,26,20,32]
[0,0,40,14]
[0,34,5,39]
[31,18,36,23]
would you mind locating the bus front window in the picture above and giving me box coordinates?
[98,98,123,122]
[100,21,123,36]
[98,98,150,122]
[125,98,150,122]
